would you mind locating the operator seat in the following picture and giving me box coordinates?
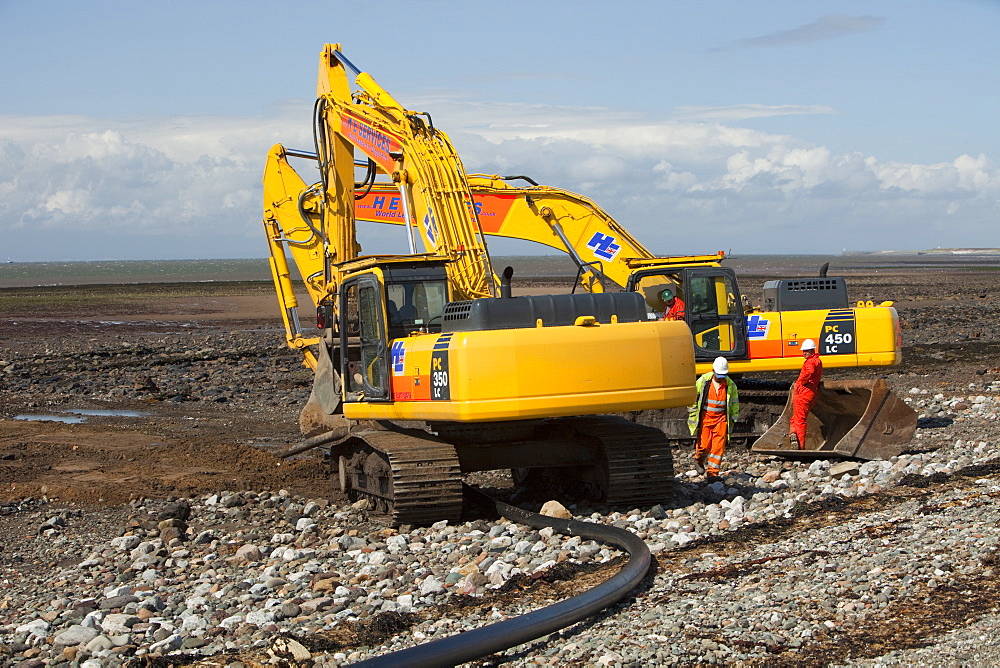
[386,300,401,326]
[396,304,418,324]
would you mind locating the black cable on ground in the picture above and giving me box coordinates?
[276,429,346,459]
[352,484,652,667]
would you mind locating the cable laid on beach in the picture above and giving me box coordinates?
[351,483,652,667]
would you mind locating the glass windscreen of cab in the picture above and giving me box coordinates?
[342,280,388,398]
[688,273,739,353]
[385,280,448,338]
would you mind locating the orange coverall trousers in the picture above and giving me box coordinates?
[696,412,727,477]
[790,354,822,448]
[790,387,817,448]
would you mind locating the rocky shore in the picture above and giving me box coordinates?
[3,381,1000,666]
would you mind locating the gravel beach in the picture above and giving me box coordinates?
[2,257,1000,667]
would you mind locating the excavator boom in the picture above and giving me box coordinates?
[355,177,725,292]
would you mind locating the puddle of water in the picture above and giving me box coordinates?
[12,408,149,423]
[15,414,86,424]
[64,409,149,418]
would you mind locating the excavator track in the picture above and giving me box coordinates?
[567,416,677,507]
[332,430,463,527]
[515,416,677,508]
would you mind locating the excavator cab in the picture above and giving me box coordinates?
[628,267,747,363]
[339,261,451,402]
[685,268,747,359]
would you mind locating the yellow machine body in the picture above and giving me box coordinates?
[345,318,695,422]
[731,305,900,375]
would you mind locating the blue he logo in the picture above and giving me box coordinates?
[391,341,406,375]
[586,232,621,261]
[423,210,437,247]
[746,314,771,339]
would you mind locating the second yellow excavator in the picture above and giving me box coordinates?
[356,176,901,375]
[352,176,916,460]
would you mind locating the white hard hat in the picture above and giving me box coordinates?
[712,357,729,376]
[801,339,816,351]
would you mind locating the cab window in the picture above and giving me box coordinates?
[341,278,388,400]
[689,274,739,353]
[358,284,385,396]
[385,279,449,337]
[634,273,682,319]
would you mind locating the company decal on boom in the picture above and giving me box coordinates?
[423,209,439,249]
[586,232,622,262]
[353,193,518,231]
[356,194,405,221]
[340,112,402,173]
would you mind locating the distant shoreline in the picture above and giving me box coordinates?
[844,248,1000,256]
[3,253,1000,290]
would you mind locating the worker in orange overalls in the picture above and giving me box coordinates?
[687,356,740,480]
[659,288,686,321]
[790,338,823,449]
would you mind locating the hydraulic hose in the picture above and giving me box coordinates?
[355,159,377,200]
[352,484,652,667]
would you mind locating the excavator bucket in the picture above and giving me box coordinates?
[750,379,917,460]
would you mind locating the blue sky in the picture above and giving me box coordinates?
[1,0,997,260]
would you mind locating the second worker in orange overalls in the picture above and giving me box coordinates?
[790,338,823,449]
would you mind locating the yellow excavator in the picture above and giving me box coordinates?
[262,45,697,525]
[352,177,917,460]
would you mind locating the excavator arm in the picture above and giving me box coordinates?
[263,146,325,367]
[315,44,496,300]
[263,45,508,364]
[264,45,507,304]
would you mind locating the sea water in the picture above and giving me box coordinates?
[3,254,998,290]
[0,259,271,289]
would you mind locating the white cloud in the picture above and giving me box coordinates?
[437,101,999,253]
[651,163,699,192]
[41,188,93,216]
[671,104,836,122]
[0,110,312,244]
[0,98,997,259]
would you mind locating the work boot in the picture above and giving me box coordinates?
[693,457,706,475]
[789,434,800,450]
